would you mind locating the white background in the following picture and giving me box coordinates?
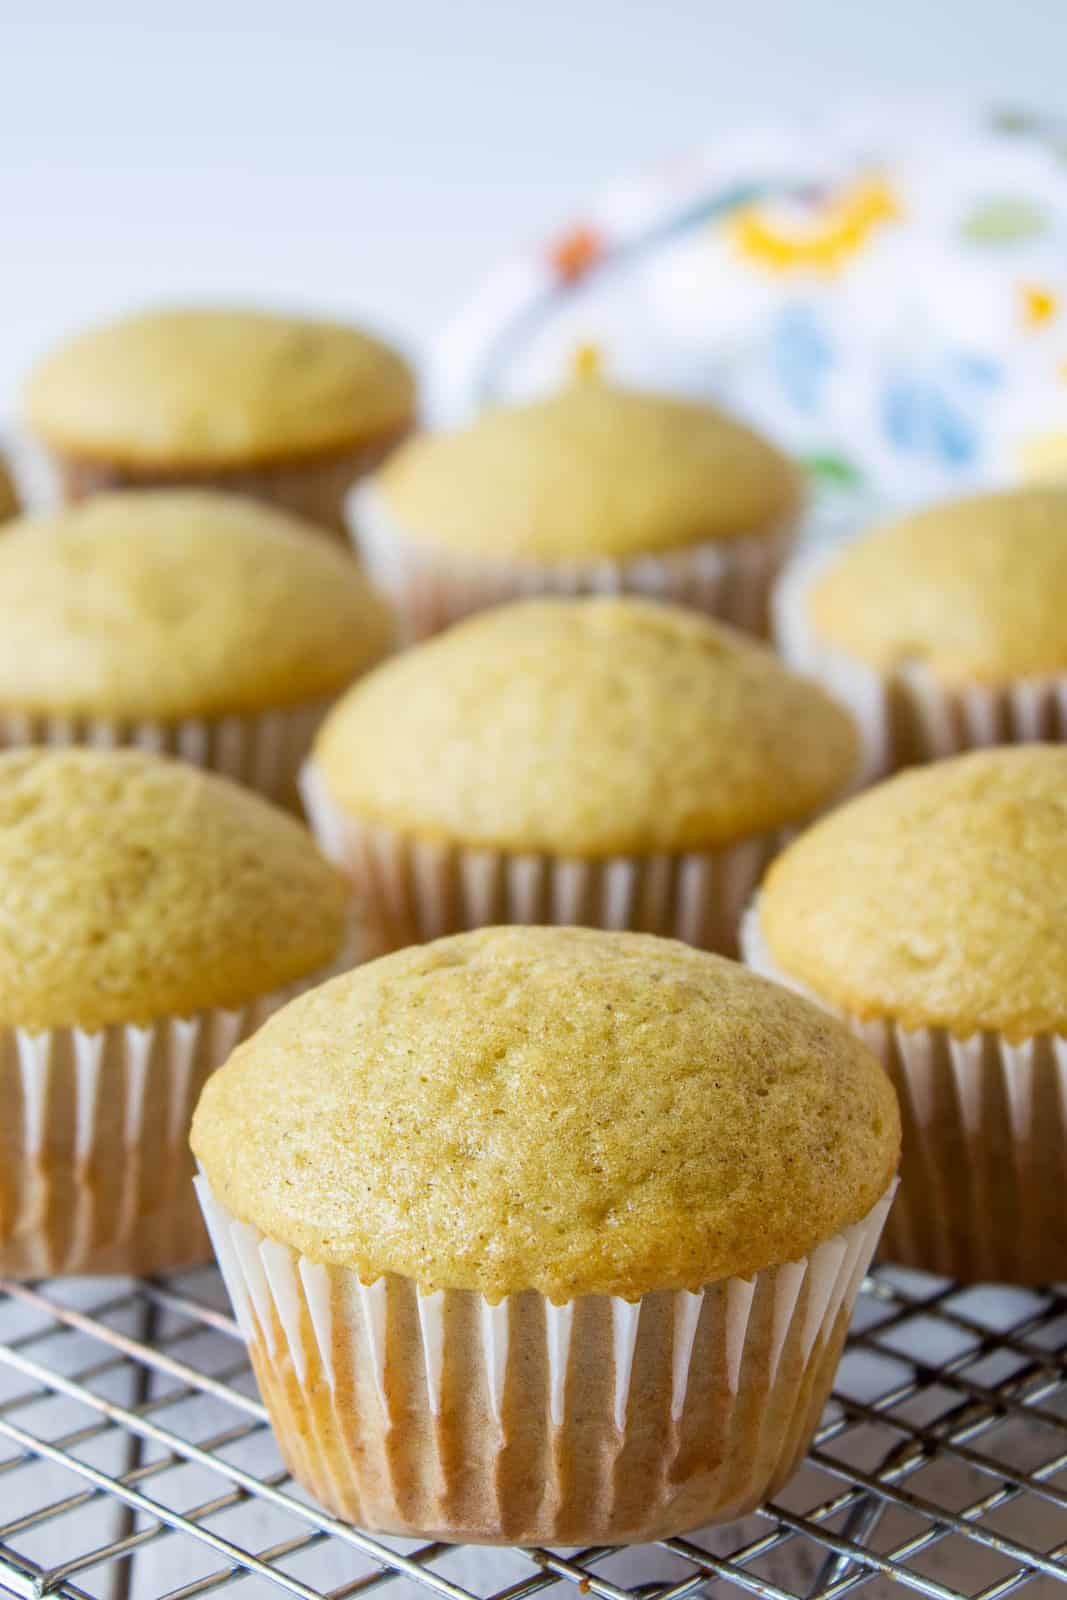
[2,0,1066,413]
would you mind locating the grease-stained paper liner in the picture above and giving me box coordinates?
[741,903,1067,1285]
[301,761,783,958]
[195,1177,893,1544]
[0,700,332,809]
[349,481,797,643]
[49,434,403,541]
[0,954,346,1279]
[774,550,1067,781]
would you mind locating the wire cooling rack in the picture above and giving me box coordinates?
[0,1266,1065,1600]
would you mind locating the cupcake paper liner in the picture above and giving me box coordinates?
[50,436,401,542]
[774,550,1067,780]
[742,903,1067,1284]
[301,761,783,957]
[1,997,284,1279]
[349,481,797,642]
[195,1175,893,1544]
[0,701,333,809]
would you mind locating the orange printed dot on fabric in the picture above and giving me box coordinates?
[550,223,606,284]
[1021,283,1059,328]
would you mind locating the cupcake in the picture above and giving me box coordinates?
[354,379,803,640]
[302,597,857,956]
[775,486,1067,778]
[743,745,1067,1285]
[0,451,18,524]
[0,490,391,804]
[0,747,347,1277]
[23,306,415,538]
[192,925,899,1544]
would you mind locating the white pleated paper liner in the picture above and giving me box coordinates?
[195,1175,894,1545]
[48,435,399,541]
[742,900,1067,1285]
[348,480,798,643]
[300,760,784,958]
[0,947,351,1279]
[1,1008,257,1277]
[0,701,333,809]
[773,549,1067,782]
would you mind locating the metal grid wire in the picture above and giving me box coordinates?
[0,1265,1065,1600]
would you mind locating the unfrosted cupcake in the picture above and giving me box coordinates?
[303,597,857,955]
[0,452,18,524]
[0,747,347,1277]
[23,306,415,537]
[776,486,1067,778]
[354,379,803,640]
[0,490,391,803]
[192,925,899,1544]
[743,745,1067,1284]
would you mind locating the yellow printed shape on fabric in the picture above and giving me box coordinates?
[727,175,902,276]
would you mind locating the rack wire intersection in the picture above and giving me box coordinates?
[1,1265,1065,1600]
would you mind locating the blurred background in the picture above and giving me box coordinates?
[3,0,1067,419]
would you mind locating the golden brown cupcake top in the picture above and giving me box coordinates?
[0,748,347,1032]
[0,491,391,719]
[808,486,1067,684]
[374,380,802,560]
[192,926,899,1299]
[313,598,857,855]
[24,307,415,469]
[760,746,1067,1039]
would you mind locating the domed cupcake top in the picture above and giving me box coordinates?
[374,381,802,561]
[0,491,392,719]
[191,926,899,1299]
[0,748,347,1031]
[759,745,1067,1039]
[312,598,857,854]
[807,487,1067,684]
[24,307,415,468]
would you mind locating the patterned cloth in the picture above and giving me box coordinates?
[433,105,1067,544]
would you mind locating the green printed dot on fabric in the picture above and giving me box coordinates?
[961,196,1048,245]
